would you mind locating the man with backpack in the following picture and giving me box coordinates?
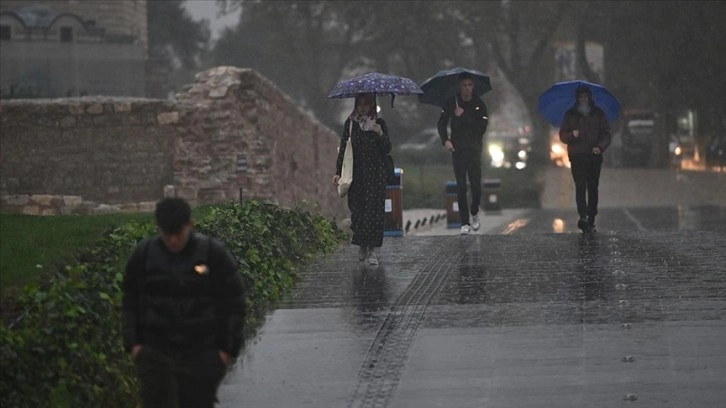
[122,197,246,407]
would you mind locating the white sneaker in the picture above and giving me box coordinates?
[471,214,481,231]
[460,225,471,235]
[358,246,367,261]
[367,250,379,265]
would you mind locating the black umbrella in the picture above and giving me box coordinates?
[418,67,492,108]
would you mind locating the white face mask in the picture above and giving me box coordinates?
[577,103,591,116]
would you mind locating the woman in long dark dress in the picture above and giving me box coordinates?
[333,93,392,265]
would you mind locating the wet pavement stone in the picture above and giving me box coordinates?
[219,205,726,407]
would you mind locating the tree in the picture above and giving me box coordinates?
[604,1,726,148]
[457,0,573,165]
[148,0,211,70]
[213,0,466,132]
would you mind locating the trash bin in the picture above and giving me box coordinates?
[384,168,403,236]
[445,181,459,228]
[483,178,502,213]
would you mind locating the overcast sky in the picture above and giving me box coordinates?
[183,0,241,41]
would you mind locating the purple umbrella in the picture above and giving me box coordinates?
[328,72,423,106]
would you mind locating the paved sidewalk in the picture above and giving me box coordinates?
[219,167,726,407]
[219,221,726,407]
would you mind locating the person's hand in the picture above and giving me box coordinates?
[593,146,602,155]
[454,107,464,117]
[131,344,143,361]
[573,130,580,138]
[219,350,231,366]
[444,140,455,152]
[372,123,383,136]
[332,175,340,185]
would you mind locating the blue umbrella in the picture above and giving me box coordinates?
[418,67,492,107]
[328,72,423,105]
[538,80,620,127]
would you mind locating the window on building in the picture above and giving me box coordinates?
[60,26,73,42]
[0,25,11,40]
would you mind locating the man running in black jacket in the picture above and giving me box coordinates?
[122,197,246,408]
[438,73,489,235]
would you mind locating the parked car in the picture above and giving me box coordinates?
[549,130,570,168]
[486,134,532,170]
[668,134,684,168]
[621,111,656,166]
[399,128,440,151]
[704,133,726,170]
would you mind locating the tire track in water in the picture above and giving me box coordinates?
[348,236,473,408]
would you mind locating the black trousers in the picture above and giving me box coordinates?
[135,346,227,408]
[452,149,482,226]
[569,153,603,219]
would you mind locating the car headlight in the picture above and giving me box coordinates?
[488,144,505,167]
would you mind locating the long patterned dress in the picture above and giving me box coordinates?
[335,117,392,248]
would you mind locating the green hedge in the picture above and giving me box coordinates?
[0,201,345,407]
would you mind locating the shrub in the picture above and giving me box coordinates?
[0,201,344,407]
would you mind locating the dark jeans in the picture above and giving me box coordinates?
[452,149,482,225]
[135,346,227,408]
[569,153,603,219]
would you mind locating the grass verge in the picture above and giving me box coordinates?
[0,200,344,407]
[0,206,216,291]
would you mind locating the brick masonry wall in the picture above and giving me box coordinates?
[0,67,347,220]
[172,67,344,217]
[0,97,176,204]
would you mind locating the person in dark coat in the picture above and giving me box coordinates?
[437,73,489,235]
[122,197,246,408]
[333,93,392,265]
[559,85,612,232]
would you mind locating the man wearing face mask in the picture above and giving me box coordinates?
[122,197,246,407]
[559,85,612,233]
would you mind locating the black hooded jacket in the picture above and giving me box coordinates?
[559,100,612,156]
[437,94,489,152]
[121,232,246,357]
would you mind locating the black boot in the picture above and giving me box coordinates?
[588,215,596,232]
[577,216,592,233]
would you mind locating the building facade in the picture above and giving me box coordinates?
[0,0,149,98]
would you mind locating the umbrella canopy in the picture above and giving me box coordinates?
[538,80,621,127]
[328,72,423,99]
[418,67,492,107]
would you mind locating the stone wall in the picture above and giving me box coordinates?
[172,67,340,214]
[0,97,176,205]
[0,67,346,219]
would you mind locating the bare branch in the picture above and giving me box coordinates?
[526,2,570,68]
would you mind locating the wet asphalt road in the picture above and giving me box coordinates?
[219,168,726,407]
